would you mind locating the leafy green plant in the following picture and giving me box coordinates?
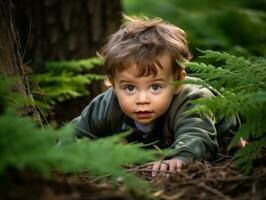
[0,76,157,197]
[123,0,266,57]
[0,76,35,112]
[186,50,266,174]
[32,57,104,105]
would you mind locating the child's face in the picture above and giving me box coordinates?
[112,55,180,125]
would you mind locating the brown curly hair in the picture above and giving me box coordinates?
[101,15,192,83]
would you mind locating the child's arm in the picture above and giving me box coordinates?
[171,86,219,162]
[171,106,218,163]
[72,88,123,139]
[150,108,217,176]
[149,84,219,176]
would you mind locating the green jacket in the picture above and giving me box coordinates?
[72,79,239,163]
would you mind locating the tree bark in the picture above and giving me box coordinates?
[12,0,122,124]
[0,0,26,94]
[0,0,39,118]
[13,0,122,72]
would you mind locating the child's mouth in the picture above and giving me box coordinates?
[135,111,153,119]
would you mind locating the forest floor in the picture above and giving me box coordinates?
[1,137,266,200]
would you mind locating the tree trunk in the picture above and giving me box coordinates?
[0,0,26,94]
[13,0,122,72]
[0,0,41,120]
[12,0,122,124]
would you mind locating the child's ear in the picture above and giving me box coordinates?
[179,69,186,81]
[104,78,116,94]
[105,78,117,95]
[104,79,112,87]
[174,69,186,94]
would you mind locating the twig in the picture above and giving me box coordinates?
[222,159,234,168]
[217,153,233,158]
[126,162,154,171]
[89,173,111,183]
[181,175,266,184]
[198,182,232,200]
[153,144,164,155]
[178,171,194,179]
[22,12,31,59]
[212,153,232,163]
[127,168,177,175]
[159,191,186,200]
[217,175,266,182]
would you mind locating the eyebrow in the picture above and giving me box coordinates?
[119,80,132,84]
[151,78,165,82]
[119,78,165,84]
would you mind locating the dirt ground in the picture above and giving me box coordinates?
[1,139,266,200]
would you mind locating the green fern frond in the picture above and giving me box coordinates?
[0,76,35,110]
[187,50,266,174]
[0,110,156,196]
[233,137,266,175]
[194,50,266,91]
[198,49,250,67]
[32,57,105,106]
[46,57,102,73]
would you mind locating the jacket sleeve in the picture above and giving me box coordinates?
[169,85,219,163]
[71,88,123,139]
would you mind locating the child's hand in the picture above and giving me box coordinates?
[238,137,248,148]
[148,158,185,177]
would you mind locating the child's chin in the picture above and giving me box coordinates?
[136,118,153,125]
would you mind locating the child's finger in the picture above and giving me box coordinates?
[151,162,161,177]
[169,159,183,173]
[145,163,153,170]
[169,162,176,172]
[176,162,182,172]
[159,162,169,172]
[239,137,248,148]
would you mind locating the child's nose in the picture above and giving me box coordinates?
[136,91,150,104]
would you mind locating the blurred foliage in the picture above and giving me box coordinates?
[31,57,104,116]
[0,76,35,113]
[0,76,157,197]
[186,50,266,174]
[123,0,266,58]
